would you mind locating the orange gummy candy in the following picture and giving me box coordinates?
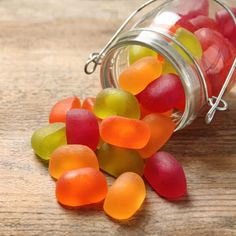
[82,97,96,112]
[49,97,81,123]
[103,172,146,220]
[49,144,99,179]
[137,113,175,158]
[100,116,150,149]
[119,56,162,95]
[56,167,108,207]
[140,103,173,119]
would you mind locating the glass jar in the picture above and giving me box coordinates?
[85,0,236,131]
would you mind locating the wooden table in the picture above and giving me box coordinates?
[0,1,235,235]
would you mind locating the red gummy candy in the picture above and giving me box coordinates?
[173,0,209,20]
[195,28,234,53]
[177,16,218,33]
[144,151,187,199]
[137,74,185,113]
[216,8,236,49]
[195,28,235,96]
[66,109,99,151]
[207,55,236,96]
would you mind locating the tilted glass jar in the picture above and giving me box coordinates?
[85,0,236,131]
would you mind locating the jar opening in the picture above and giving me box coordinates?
[100,29,206,131]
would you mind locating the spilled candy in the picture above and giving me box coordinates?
[144,151,187,199]
[137,114,175,159]
[100,116,150,149]
[30,0,236,220]
[103,172,146,220]
[82,97,96,112]
[56,167,108,207]
[31,123,67,160]
[66,109,99,151]
[49,144,99,179]
[49,97,81,123]
[97,143,144,177]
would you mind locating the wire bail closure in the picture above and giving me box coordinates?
[84,0,236,125]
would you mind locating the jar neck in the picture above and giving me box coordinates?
[100,29,206,131]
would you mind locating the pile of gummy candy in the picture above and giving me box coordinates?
[31,2,236,220]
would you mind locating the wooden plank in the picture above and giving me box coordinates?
[0,1,235,235]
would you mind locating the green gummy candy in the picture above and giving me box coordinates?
[172,27,203,62]
[129,45,157,65]
[31,123,67,161]
[93,88,140,119]
[162,61,178,75]
[97,143,144,177]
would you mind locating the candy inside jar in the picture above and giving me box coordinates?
[87,0,236,131]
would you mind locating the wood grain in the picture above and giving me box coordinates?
[0,0,236,235]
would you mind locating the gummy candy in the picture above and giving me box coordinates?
[100,116,150,149]
[137,114,175,158]
[103,172,146,220]
[195,28,234,73]
[144,151,187,199]
[216,8,236,49]
[49,144,99,179]
[177,15,218,33]
[172,27,203,62]
[195,28,235,96]
[175,94,186,112]
[162,28,202,75]
[56,167,108,207]
[31,123,67,160]
[129,45,156,65]
[137,74,185,113]
[140,102,173,119]
[195,28,234,53]
[162,60,178,75]
[66,109,99,151]
[82,97,96,113]
[49,97,81,123]
[173,0,209,20]
[93,88,140,119]
[97,143,144,177]
[206,55,236,96]
[119,56,162,95]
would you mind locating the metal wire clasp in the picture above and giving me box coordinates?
[84,0,157,75]
[84,0,236,125]
[205,59,236,124]
[84,52,102,75]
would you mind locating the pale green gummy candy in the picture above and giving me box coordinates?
[93,88,140,119]
[31,123,67,161]
[162,61,178,75]
[97,143,144,178]
[129,45,157,65]
[162,28,203,74]
[172,27,203,62]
